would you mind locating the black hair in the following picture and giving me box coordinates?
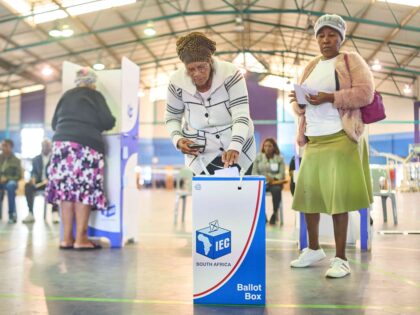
[2,139,14,148]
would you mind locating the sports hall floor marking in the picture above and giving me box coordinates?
[0,293,419,312]
[347,258,420,288]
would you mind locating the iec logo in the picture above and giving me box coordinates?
[196,220,231,260]
[101,204,116,218]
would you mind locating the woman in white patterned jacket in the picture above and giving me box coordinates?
[165,32,256,175]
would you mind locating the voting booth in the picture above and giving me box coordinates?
[192,176,266,305]
[61,58,140,247]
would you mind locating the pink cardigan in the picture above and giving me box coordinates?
[292,52,375,146]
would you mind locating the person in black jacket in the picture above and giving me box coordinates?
[46,67,116,250]
[22,139,59,224]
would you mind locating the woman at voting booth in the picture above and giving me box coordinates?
[252,138,285,225]
[289,14,373,278]
[165,32,255,175]
[47,68,116,250]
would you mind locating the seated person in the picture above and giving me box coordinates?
[0,139,22,224]
[252,138,286,225]
[289,155,302,196]
[22,139,59,224]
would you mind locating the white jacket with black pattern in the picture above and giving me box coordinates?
[165,58,256,175]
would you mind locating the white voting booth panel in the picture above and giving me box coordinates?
[296,211,361,244]
[192,176,266,305]
[61,58,140,247]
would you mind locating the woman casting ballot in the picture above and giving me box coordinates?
[165,32,255,175]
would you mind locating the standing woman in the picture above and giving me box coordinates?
[47,68,116,250]
[165,32,255,175]
[252,138,285,225]
[289,14,373,278]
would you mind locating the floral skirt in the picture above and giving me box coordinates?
[46,141,107,210]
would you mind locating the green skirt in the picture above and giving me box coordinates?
[292,130,373,215]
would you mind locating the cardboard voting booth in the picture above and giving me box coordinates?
[192,176,266,305]
[61,58,140,247]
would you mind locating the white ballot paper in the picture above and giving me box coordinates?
[294,84,318,106]
[214,166,240,177]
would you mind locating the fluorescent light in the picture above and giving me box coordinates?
[61,28,74,37]
[8,89,22,97]
[371,59,382,71]
[0,84,45,99]
[49,29,62,37]
[93,63,105,71]
[3,0,136,25]
[378,0,420,7]
[41,66,53,76]
[21,84,45,93]
[403,84,412,95]
[65,0,136,16]
[144,23,157,36]
[259,75,294,91]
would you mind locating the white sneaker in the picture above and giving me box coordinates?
[22,213,35,223]
[52,211,60,224]
[325,257,351,278]
[290,248,326,268]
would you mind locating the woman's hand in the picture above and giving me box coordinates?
[288,91,297,104]
[266,175,274,184]
[222,150,239,168]
[306,92,334,105]
[176,138,200,156]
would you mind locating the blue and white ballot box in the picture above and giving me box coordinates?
[192,176,266,305]
[61,58,140,248]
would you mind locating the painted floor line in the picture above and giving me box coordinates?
[0,294,419,311]
[347,258,420,288]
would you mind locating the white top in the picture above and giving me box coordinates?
[199,90,211,105]
[303,56,343,136]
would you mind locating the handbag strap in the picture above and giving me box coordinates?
[343,53,352,88]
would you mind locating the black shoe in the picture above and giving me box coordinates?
[269,214,276,225]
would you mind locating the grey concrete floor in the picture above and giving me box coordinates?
[0,190,419,315]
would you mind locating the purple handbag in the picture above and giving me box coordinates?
[344,54,386,124]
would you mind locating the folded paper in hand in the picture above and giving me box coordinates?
[294,84,318,106]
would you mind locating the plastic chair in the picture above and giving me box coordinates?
[371,167,398,225]
[265,190,284,226]
[173,167,194,225]
[34,190,49,220]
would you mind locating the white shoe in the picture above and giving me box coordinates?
[325,257,351,278]
[52,211,60,224]
[22,213,35,223]
[290,248,326,268]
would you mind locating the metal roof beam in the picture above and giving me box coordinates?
[0,19,417,77]
[0,57,43,85]
[4,14,418,57]
[51,0,120,64]
[1,8,419,32]
[366,5,420,62]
